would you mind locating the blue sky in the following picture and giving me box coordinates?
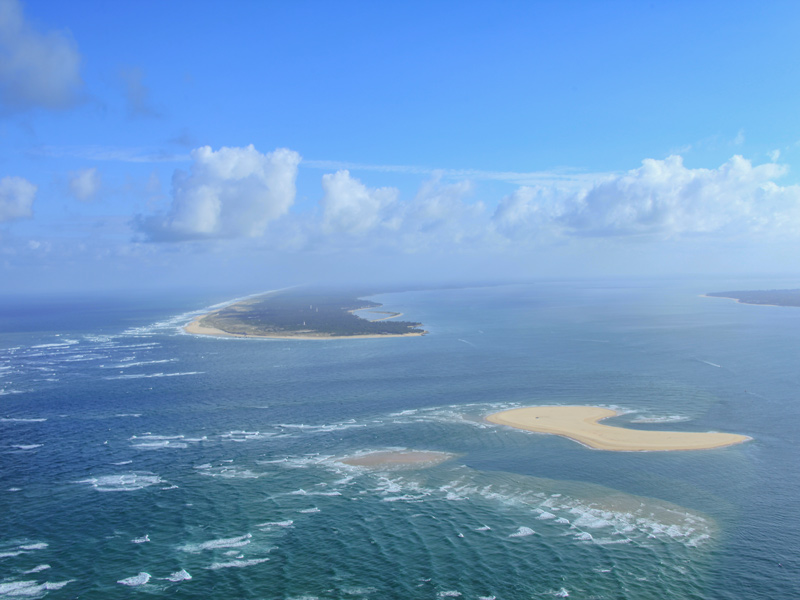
[2,0,800,294]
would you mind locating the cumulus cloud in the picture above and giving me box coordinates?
[137,145,300,241]
[320,170,399,235]
[317,170,482,251]
[0,0,83,112]
[559,155,798,237]
[492,186,566,241]
[0,175,35,222]
[493,155,800,241]
[68,167,100,202]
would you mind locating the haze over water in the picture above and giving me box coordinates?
[2,281,797,599]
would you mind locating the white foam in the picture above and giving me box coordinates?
[117,572,151,586]
[180,533,252,552]
[164,569,191,582]
[77,473,162,492]
[554,588,570,597]
[0,580,73,596]
[509,526,536,537]
[11,445,42,450]
[475,526,491,531]
[19,543,47,551]
[132,441,188,449]
[108,359,177,369]
[206,557,269,570]
[569,510,614,529]
[256,520,293,528]
[197,466,261,479]
[7,488,21,492]
[299,508,320,514]
[438,592,462,597]
[132,535,150,544]
[22,565,50,574]
[31,341,78,349]
[574,532,593,541]
[0,418,46,423]
[536,511,556,520]
[105,371,202,380]
[555,517,570,524]
[630,415,690,424]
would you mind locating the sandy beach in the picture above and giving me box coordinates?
[339,450,455,468]
[486,406,750,451]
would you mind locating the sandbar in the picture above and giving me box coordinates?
[486,406,750,451]
[339,450,455,468]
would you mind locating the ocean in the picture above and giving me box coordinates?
[1,281,798,599]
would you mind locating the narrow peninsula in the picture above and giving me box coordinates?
[486,406,750,451]
[185,288,427,339]
[706,289,800,307]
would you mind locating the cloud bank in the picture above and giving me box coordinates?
[137,145,301,241]
[0,0,83,112]
[495,155,800,241]
[134,151,800,258]
[0,175,35,222]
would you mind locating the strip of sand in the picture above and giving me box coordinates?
[486,406,750,451]
[339,450,454,468]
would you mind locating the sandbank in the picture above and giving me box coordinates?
[486,406,750,451]
[339,450,454,468]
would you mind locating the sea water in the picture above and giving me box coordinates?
[1,281,798,599]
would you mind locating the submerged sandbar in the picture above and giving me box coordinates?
[339,450,454,468]
[486,406,750,451]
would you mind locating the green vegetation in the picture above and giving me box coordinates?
[707,289,800,307]
[200,289,425,337]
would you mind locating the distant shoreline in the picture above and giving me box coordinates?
[703,290,800,308]
[486,406,750,452]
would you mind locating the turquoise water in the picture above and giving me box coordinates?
[1,282,797,599]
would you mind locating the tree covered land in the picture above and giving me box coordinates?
[200,289,425,336]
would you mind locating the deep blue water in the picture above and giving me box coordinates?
[1,282,798,599]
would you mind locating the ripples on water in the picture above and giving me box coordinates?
[1,285,797,598]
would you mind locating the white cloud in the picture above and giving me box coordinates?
[0,0,83,112]
[0,175,36,222]
[317,170,482,251]
[320,170,398,235]
[68,167,100,202]
[556,155,800,238]
[493,186,565,241]
[138,145,301,241]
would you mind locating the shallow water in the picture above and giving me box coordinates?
[1,281,798,598]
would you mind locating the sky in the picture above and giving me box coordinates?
[2,0,800,295]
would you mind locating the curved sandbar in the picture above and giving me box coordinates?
[486,406,750,451]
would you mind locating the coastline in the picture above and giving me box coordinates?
[486,405,751,452]
[702,294,791,308]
